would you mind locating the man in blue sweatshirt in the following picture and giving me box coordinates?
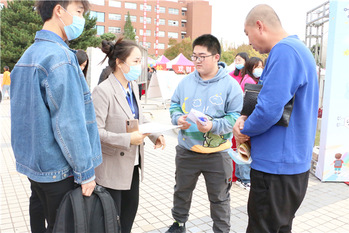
[166,34,243,233]
[233,5,319,233]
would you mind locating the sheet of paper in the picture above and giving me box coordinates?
[187,108,208,126]
[139,122,181,134]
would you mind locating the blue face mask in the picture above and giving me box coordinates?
[122,63,142,82]
[235,64,244,70]
[60,7,85,41]
[253,68,263,78]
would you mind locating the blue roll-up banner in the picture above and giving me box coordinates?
[316,0,349,181]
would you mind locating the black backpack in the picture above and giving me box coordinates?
[53,185,120,233]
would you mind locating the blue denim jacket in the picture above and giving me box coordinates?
[10,30,102,184]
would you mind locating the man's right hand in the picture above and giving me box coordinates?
[233,116,250,144]
[178,115,191,130]
[81,180,96,197]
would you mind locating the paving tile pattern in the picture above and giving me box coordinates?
[1,99,349,233]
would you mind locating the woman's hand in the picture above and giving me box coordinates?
[154,135,166,150]
[130,131,148,145]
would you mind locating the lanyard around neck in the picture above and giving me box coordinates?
[113,74,136,116]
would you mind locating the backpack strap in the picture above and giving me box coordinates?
[70,187,88,233]
[93,185,120,233]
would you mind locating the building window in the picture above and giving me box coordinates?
[96,25,105,35]
[109,0,121,7]
[0,3,4,9]
[140,4,152,11]
[140,29,151,36]
[109,13,121,21]
[168,32,178,39]
[169,8,179,15]
[181,23,185,27]
[142,42,151,49]
[182,35,185,39]
[168,20,179,26]
[125,15,137,22]
[90,11,105,22]
[157,6,166,13]
[158,19,165,25]
[89,0,104,6]
[182,11,185,16]
[154,31,165,37]
[125,2,137,9]
[154,43,165,49]
[155,6,166,13]
[140,17,152,24]
[108,27,121,33]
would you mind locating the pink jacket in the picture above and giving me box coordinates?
[240,74,258,92]
[229,70,243,84]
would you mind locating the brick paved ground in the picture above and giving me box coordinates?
[1,98,349,232]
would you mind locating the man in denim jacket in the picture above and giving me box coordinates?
[10,1,102,232]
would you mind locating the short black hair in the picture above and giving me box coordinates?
[35,0,90,23]
[192,34,221,57]
[4,66,9,71]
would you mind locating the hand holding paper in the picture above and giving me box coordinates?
[187,109,209,126]
[177,115,191,130]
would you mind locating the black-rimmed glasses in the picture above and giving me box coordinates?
[191,54,215,62]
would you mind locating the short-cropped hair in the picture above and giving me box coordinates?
[35,0,90,23]
[192,34,221,57]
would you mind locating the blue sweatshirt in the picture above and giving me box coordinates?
[170,62,243,154]
[241,35,319,175]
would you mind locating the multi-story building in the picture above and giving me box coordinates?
[0,0,212,56]
[89,0,212,55]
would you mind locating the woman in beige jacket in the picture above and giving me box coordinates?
[92,38,165,233]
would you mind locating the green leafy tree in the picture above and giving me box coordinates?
[164,37,192,60]
[0,0,41,70]
[311,44,322,67]
[222,44,269,65]
[220,50,234,64]
[123,11,135,40]
[100,32,116,42]
[69,12,101,50]
[0,3,101,70]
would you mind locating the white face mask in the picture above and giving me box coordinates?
[59,7,85,41]
[121,63,142,81]
[253,68,263,78]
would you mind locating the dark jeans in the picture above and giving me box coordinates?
[247,169,309,233]
[29,177,75,233]
[29,180,46,233]
[106,166,140,233]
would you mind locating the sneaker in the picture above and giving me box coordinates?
[236,179,250,191]
[235,179,244,188]
[165,221,186,233]
[242,182,251,191]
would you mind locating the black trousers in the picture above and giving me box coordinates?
[106,166,140,233]
[29,177,75,233]
[247,169,309,233]
[29,180,46,233]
